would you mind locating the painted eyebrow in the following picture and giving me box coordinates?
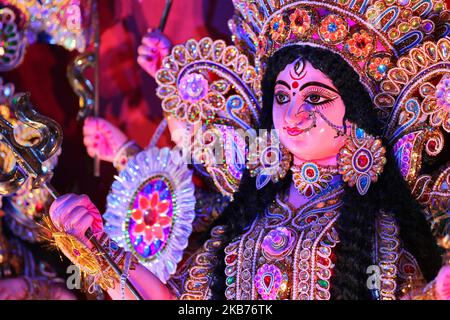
[275,80,291,90]
[299,82,339,94]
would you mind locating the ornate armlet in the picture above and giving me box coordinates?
[113,141,142,171]
[41,217,138,291]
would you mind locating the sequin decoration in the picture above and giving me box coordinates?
[318,14,348,44]
[155,37,260,126]
[179,73,209,103]
[247,133,292,190]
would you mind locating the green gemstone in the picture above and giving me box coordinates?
[318,279,329,288]
[226,277,235,285]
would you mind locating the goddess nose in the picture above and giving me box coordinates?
[288,103,313,124]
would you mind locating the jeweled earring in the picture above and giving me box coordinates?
[247,131,292,190]
[338,124,387,195]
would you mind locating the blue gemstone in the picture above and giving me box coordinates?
[110,241,119,251]
[356,127,365,140]
[360,176,368,188]
[377,64,387,73]
[256,174,271,190]
[273,22,279,31]
[327,23,337,33]
[441,43,447,57]
[3,87,11,96]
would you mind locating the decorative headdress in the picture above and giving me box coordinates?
[154,1,449,200]
[229,0,448,105]
[227,0,448,216]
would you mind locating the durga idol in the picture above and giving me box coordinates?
[47,0,450,300]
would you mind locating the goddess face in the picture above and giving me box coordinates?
[272,58,349,164]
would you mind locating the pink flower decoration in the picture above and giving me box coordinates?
[178,73,209,103]
[131,191,172,243]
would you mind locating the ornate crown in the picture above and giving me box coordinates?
[229,0,448,103]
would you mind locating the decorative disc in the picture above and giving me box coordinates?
[104,147,196,283]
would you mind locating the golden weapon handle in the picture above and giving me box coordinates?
[43,183,144,300]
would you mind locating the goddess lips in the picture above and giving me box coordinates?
[285,126,304,136]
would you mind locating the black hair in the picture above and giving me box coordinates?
[210,45,442,300]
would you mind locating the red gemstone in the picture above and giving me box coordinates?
[317,256,330,267]
[35,202,44,213]
[304,187,313,197]
[306,168,315,177]
[263,274,272,288]
[306,216,317,223]
[226,254,237,264]
[330,252,337,263]
[428,141,436,152]
[404,264,415,274]
[357,154,369,168]
[144,209,157,226]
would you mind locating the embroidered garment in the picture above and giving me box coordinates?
[175,187,425,300]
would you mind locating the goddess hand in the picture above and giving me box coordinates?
[435,265,450,300]
[137,29,171,79]
[49,194,103,248]
[83,117,128,163]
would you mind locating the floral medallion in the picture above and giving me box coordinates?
[104,147,196,283]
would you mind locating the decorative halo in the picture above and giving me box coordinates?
[155,37,260,127]
[104,147,196,283]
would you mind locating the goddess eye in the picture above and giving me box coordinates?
[305,93,334,105]
[275,92,290,104]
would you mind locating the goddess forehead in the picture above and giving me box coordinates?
[277,58,336,90]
